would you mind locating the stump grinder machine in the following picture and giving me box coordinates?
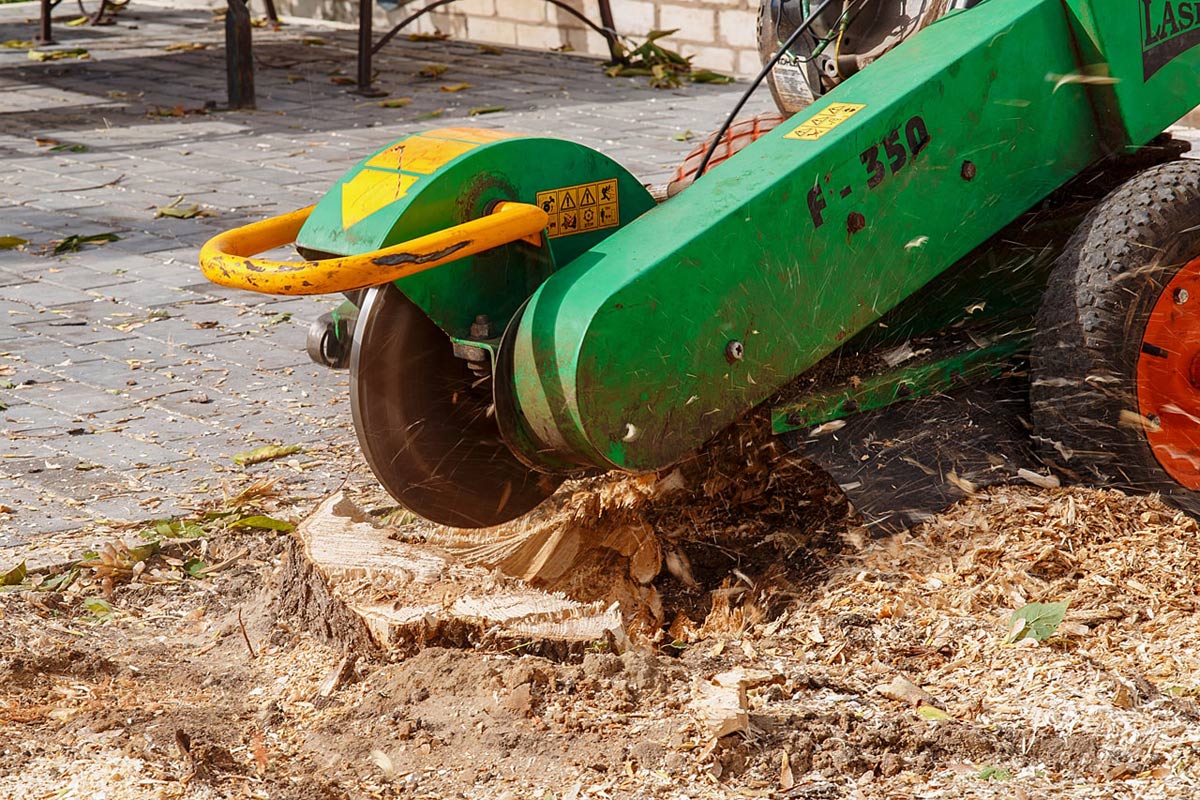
[201,0,1200,532]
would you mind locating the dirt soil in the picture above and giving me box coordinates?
[4,465,1200,799]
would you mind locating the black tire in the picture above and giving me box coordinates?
[1031,159,1200,513]
[756,0,820,115]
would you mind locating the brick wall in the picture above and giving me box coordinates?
[280,0,763,76]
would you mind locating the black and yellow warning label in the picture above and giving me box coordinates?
[784,103,866,141]
[536,178,619,239]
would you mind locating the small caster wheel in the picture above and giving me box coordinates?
[307,312,353,369]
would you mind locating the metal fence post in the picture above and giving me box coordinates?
[226,0,256,109]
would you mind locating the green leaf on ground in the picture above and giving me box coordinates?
[38,568,78,593]
[672,130,694,142]
[28,48,89,62]
[53,232,120,254]
[414,108,445,120]
[416,63,449,78]
[377,97,412,108]
[183,558,207,577]
[230,514,295,532]
[49,143,88,152]
[468,105,505,116]
[233,444,302,467]
[127,541,159,562]
[1005,601,1068,644]
[977,766,1013,781]
[0,561,26,586]
[690,70,734,84]
[153,519,205,539]
[155,195,213,219]
[604,32,731,89]
[83,597,115,619]
[0,236,29,250]
[915,704,952,721]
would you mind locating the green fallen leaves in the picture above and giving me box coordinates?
[126,541,160,562]
[0,560,26,587]
[155,195,215,219]
[690,69,734,84]
[229,515,295,532]
[28,48,89,62]
[14,480,292,601]
[49,143,88,152]
[83,596,115,619]
[53,232,120,255]
[38,568,78,593]
[977,766,1013,781]
[0,236,29,250]
[233,444,302,467]
[1005,601,1068,644]
[417,63,449,78]
[377,97,412,108]
[154,518,205,539]
[605,30,732,88]
[468,105,505,116]
[915,704,952,721]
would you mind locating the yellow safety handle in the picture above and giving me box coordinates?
[198,201,549,296]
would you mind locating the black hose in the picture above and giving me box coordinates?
[693,0,842,181]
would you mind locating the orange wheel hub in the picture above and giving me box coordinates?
[1137,256,1200,489]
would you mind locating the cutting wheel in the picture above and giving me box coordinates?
[350,283,562,528]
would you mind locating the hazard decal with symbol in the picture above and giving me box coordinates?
[784,103,866,141]
[535,178,619,239]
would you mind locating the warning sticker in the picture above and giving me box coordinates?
[535,178,619,238]
[784,103,866,141]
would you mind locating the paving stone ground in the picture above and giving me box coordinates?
[0,0,774,549]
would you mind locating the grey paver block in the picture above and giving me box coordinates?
[41,430,190,469]
[1,280,100,309]
[12,379,138,417]
[2,401,81,433]
[5,339,106,368]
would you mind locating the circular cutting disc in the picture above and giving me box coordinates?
[350,283,562,528]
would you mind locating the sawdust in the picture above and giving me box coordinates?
[4,482,1200,798]
[407,408,849,639]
